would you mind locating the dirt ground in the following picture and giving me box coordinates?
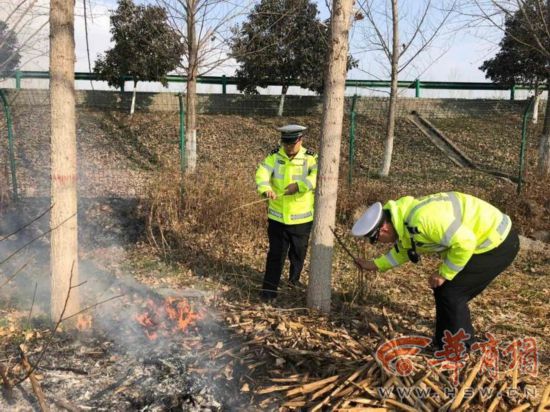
[0,107,548,410]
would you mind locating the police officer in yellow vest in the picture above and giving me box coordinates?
[255,125,318,300]
[351,192,520,349]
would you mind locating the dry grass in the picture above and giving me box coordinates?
[127,111,548,388]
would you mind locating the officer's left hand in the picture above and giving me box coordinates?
[284,183,299,195]
[429,274,446,289]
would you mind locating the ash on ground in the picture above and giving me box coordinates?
[1,314,254,412]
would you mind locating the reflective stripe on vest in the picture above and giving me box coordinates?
[476,213,510,250]
[292,162,313,190]
[268,208,283,218]
[260,162,273,174]
[384,250,399,267]
[443,258,464,272]
[421,244,447,252]
[291,211,312,220]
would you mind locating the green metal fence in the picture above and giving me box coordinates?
[0,86,543,203]
[7,70,540,100]
[0,89,18,201]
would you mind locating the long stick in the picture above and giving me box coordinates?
[20,346,50,412]
[222,197,269,216]
[330,226,361,266]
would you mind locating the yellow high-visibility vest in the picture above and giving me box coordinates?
[255,146,318,225]
[374,192,512,280]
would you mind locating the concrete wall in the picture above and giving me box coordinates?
[4,89,538,118]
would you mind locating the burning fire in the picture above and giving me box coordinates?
[135,296,204,340]
[76,314,93,331]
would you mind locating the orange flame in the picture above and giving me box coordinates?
[76,314,93,331]
[135,296,204,340]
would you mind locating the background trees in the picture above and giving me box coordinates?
[0,0,48,78]
[157,0,252,173]
[355,0,456,177]
[475,0,550,175]
[480,11,547,122]
[0,20,21,77]
[231,0,327,116]
[93,0,184,116]
[231,0,357,116]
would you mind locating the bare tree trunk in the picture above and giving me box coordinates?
[379,0,399,177]
[185,1,198,173]
[50,0,80,321]
[278,85,288,117]
[539,88,550,175]
[307,0,353,313]
[130,81,137,116]
[532,83,540,124]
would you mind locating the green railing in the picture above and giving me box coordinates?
[0,89,19,201]
[9,70,539,100]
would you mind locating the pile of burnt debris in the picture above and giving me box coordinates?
[0,289,253,412]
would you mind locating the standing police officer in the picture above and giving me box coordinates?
[255,125,318,301]
[351,192,520,349]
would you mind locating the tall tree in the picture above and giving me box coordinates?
[471,0,550,176]
[356,0,456,177]
[307,0,354,313]
[479,10,547,123]
[231,0,357,116]
[0,20,21,76]
[94,0,184,115]
[158,0,252,173]
[50,0,80,321]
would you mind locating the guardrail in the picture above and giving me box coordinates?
[7,70,538,100]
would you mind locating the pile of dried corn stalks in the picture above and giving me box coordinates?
[208,302,549,411]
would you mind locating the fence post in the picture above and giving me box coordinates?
[348,94,357,186]
[222,75,227,95]
[510,85,516,101]
[0,89,19,201]
[415,79,420,98]
[178,93,186,172]
[15,70,21,90]
[517,96,534,194]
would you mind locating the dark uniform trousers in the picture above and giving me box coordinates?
[261,219,313,298]
[433,227,520,348]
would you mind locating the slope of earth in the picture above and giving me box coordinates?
[0,105,548,410]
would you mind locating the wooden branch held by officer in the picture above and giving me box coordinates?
[350,192,520,350]
[255,124,318,302]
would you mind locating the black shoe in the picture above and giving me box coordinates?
[289,280,303,288]
[260,290,277,303]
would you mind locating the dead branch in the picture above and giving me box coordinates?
[0,205,52,242]
[49,396,83,412]
[330,226,362,267]
[449,357,482,410]
[0,362,12,390]
[20,345,50,412]
[27,281,38,326]
[0,258,32,290]
[0,212,76,267]
[13,263,77,386]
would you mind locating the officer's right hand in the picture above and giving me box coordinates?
[355,258,377,271]
[264,191,277,200]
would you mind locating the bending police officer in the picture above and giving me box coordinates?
[351,191,520,349]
